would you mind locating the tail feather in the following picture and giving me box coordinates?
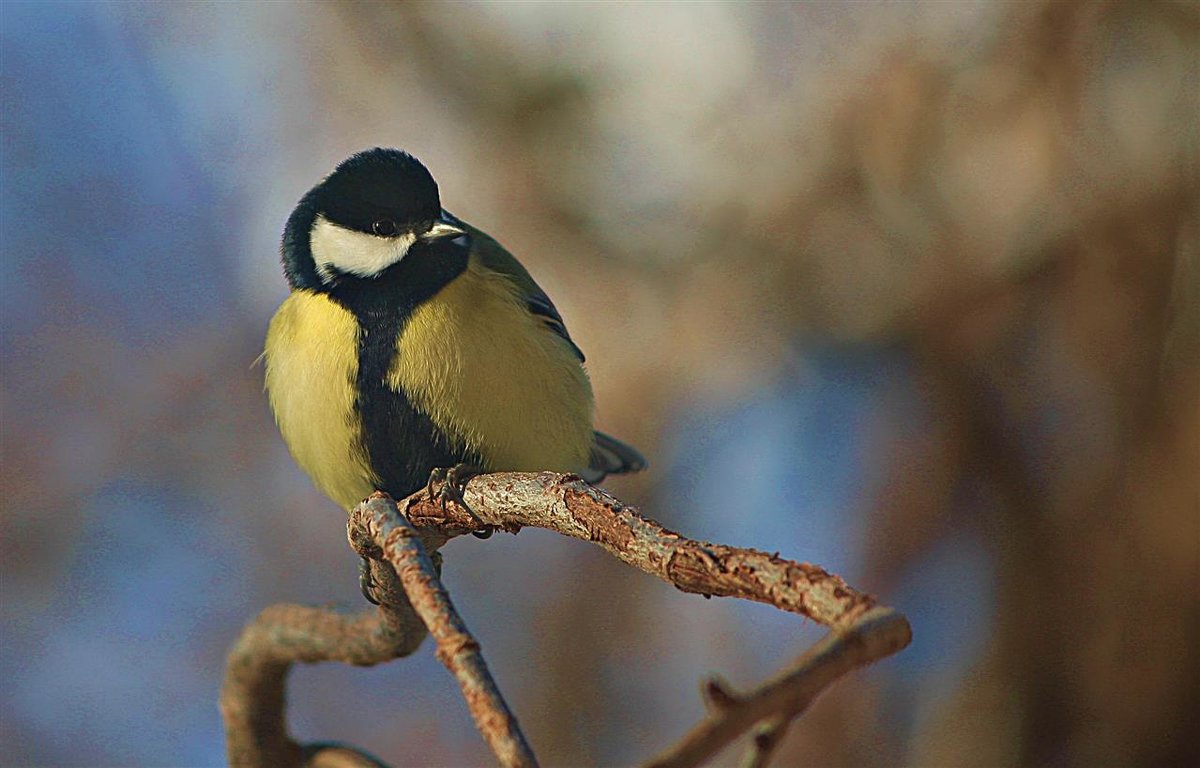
[580,430,647,483]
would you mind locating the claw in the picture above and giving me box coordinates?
[359,555,381,605]
[426,466,448,503]
[426,463,493,538]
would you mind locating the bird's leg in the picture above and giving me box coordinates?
[426,463,493,538]
[425,466,449,502]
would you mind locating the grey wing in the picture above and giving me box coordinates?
[459,213,586,362]
[526,293,585,363]
[580,430,647,483]
[456,213,645,480]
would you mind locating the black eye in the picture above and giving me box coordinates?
[372,219,398,237]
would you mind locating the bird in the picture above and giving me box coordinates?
[264,148,645,591]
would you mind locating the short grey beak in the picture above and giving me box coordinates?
[420,221,466,243]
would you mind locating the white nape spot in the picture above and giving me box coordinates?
[310,214,416,282]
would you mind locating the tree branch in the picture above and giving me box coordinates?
[349,494,538,768]
[221,472,911,767]
[220,571,427,766]
[643,607,912,768]
[739,715,790,768]
[402,472,882,632]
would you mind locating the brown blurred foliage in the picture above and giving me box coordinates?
[317,2,1199,763]
[327,2,1199,764]
[5,0,1193,764]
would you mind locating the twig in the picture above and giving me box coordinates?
[398,472,910,767]
[220,564,428,767]
[642,607,912,768]
[739,716,790,768]
[350,493,538,768]
[222,472,911,768]
[402,472,881,632]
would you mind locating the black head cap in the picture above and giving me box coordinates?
[282,148,442,289]
[317,148,441,233]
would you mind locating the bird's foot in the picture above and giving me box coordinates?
[426,463,492,538]
[359,555,381,605]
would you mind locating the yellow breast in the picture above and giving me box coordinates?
[264,290,376,510]
[389,260,595,473]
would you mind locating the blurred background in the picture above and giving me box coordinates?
[2,1,1197,766]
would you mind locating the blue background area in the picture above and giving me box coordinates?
[1,3,994,765]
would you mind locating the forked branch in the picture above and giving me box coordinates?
[220,472,912,768]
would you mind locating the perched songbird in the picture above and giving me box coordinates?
[264,148,645,540]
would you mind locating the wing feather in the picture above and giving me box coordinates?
[455,211,587,362]
[580,430,648,482]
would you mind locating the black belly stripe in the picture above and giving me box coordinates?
[329,238,476,499]
[355,311,477,498]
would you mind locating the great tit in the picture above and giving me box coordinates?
[264,148,646,532]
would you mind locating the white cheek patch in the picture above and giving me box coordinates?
[310,215,416,282]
